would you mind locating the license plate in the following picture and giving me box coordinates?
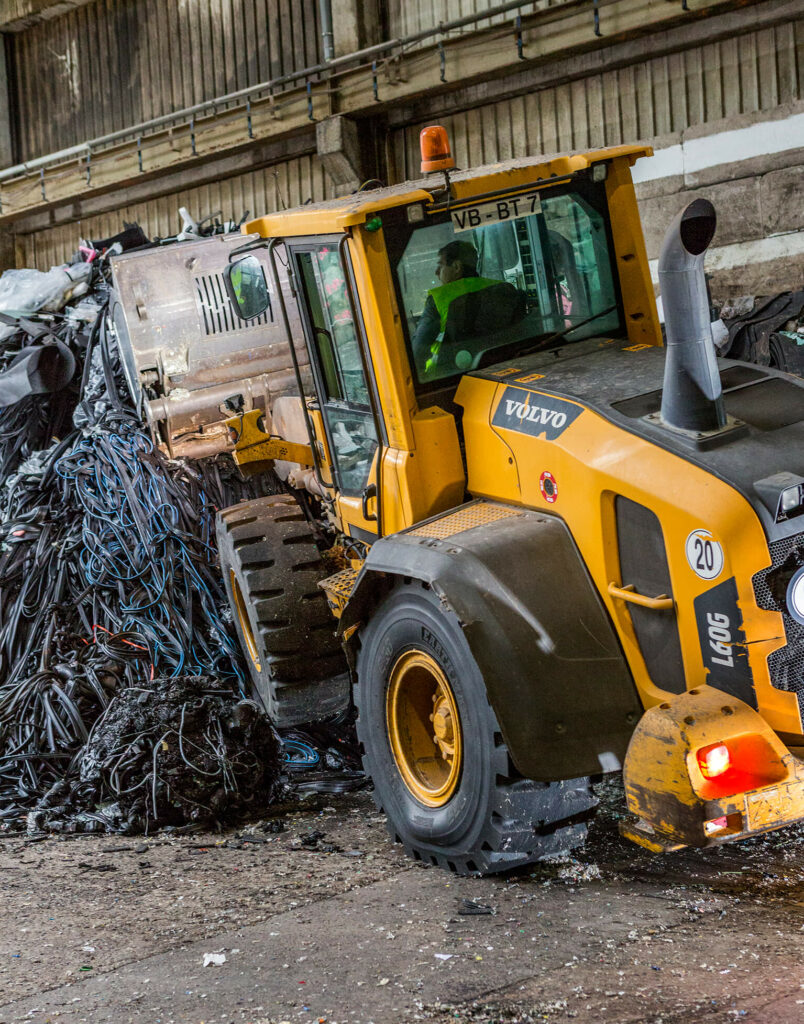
[451,192,542,233]
[745,787,785,830]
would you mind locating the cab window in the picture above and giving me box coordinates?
[389,180,623,386]
[295,246,378,495]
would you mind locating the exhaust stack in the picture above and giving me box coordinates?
[659,199,726,433]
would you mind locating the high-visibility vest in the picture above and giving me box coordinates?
[425,276,499,374]
[428,276,500,332]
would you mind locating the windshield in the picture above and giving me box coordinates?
[389,183,623,385]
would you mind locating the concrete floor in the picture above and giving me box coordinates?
[1,780,803,1024]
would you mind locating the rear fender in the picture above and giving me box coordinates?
[341,500,642,780]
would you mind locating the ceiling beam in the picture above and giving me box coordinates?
[9,129,317,234]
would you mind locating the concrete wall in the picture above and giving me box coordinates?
[634,104,804,296]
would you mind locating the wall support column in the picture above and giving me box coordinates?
[316,115,365,196]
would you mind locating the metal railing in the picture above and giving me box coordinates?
[0,0,578,184]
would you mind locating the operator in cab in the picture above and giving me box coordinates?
[412,240,526,379]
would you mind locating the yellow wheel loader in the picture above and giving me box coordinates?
[212,128,804,874]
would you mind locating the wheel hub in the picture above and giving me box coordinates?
[386,649,463,807]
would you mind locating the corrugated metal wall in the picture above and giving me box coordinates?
[9,0,322,162]
[17,153,332,270]
[15,10,803,274]
[391,19,803,175]
[386,0,544,38]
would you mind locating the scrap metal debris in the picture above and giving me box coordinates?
[26,675,280,834]
[0,217,362,834]
[718,288,804,373]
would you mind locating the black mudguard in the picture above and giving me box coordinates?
[341,501,642,781]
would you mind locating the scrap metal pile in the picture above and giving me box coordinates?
[0,224,359,835]
[718,289,804,373]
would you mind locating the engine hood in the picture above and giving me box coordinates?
[462,336,804,541]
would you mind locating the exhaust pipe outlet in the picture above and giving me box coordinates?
[659,199,726,433]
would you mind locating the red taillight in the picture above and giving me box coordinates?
[697,742,731,779]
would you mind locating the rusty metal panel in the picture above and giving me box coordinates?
[14,153,332,270]
[109,232,310,457]
[390,19,803,178]
[8,0,322,162]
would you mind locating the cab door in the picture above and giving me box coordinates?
[290,238,383,542]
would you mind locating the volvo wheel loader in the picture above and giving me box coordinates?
[209,128,804,874]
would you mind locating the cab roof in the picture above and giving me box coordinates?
[244,143,651,238]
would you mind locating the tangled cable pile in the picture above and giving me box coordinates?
[29,676,279,834]
[0,234,287,832]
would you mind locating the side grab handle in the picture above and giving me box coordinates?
[608,581,674,611]
[362,482,378,522]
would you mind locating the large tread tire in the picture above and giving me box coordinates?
[355,580,596,875]
[217,494,349,727]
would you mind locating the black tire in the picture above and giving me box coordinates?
[769,332,804,377]
[216,494,349,727]
[355,580,595,875]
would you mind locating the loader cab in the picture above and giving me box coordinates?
[226,139,661,544]
[384,169,625,393]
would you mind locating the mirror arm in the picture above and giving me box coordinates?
[228,237,271,260]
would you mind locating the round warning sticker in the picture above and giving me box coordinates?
[685,529,724,580]
[539,471,558,504]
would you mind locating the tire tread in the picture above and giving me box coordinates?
[355,581,595,875]
[216,494,349,726]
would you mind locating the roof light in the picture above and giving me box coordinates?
[697,742,731,779]
[787,566,804,625]
[781,483,803,514]
[420,126,455,174]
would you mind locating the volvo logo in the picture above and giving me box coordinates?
[491,386,584,441]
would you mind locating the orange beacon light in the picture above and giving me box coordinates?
[420,126,455,174]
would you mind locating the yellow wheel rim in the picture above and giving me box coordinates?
[230,570,261,671]
[386,650,462,807]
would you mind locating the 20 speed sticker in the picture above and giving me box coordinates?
[539,471,558,504]
[685,529,724,580]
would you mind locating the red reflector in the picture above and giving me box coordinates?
[697,742,731,778]
[704,815,729,836]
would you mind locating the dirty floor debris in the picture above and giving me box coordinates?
[1,780,803,1024]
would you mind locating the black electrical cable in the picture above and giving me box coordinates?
[0,231,361,834]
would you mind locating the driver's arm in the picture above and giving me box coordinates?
[411,294,440,375]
